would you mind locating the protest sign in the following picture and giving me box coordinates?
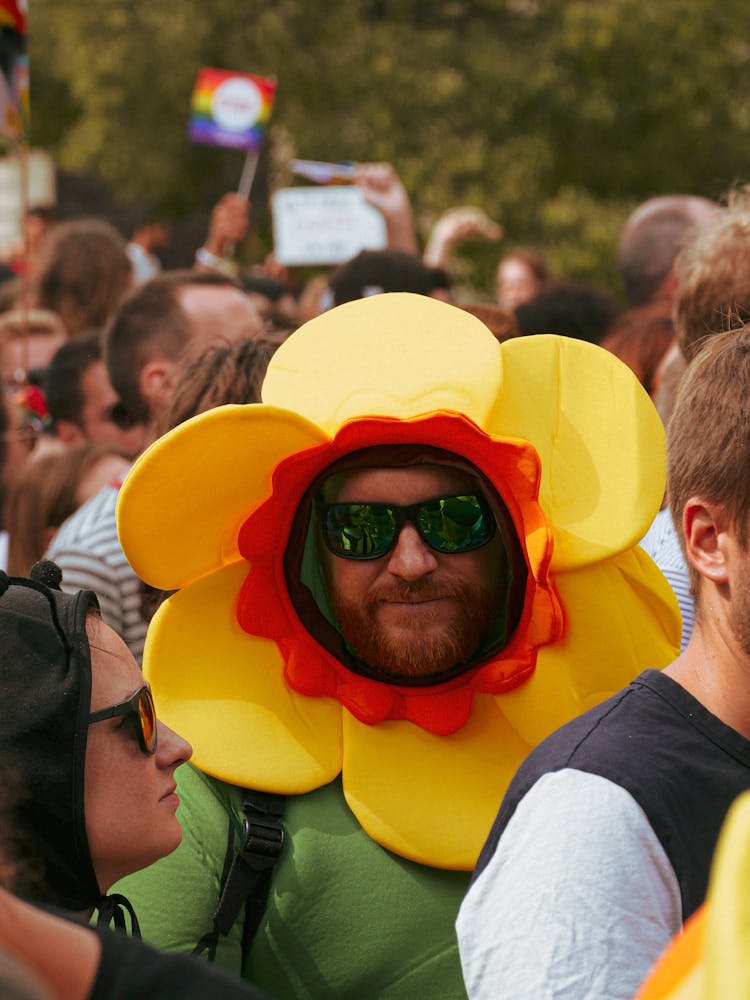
[272,186,387,266]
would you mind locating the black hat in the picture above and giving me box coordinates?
[0,561,101,911]
[327,249,450,306]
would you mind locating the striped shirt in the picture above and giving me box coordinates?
[46,482,147,664]
[640,506,694,651]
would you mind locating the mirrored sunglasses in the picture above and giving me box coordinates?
[316,492,496,560]
[88,684,157,755]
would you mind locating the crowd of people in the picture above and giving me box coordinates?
[0,159,747,1000]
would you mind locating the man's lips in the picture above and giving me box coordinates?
[377,594,454,609]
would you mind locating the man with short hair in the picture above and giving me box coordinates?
[105,269,264,435]
[457,326,750,1000]
[113,293,679,998]
[46,270,264,662]
[45,333,145,458]
[617,194,719,309]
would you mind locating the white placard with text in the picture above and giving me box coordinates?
[272,186,387,266]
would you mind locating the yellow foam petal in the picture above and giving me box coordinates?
[262,292,503,433]
[487,335,665,570]
[635,791,750,1000]
[117,404,328,589]
[702,792,750,997]
[145,562,343,793]
[498,546,680,747]
[342,696,532,870]
[636,914,705,1000]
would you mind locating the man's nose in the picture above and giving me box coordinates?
[386,523,438,581]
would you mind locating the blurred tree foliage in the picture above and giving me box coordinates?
[26,0,750,297]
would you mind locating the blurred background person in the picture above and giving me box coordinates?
[30,218,133,338]
[44,334,146,458]
[600,307,675,403]
[127,218,170,285]
[6,442,130,576]
[514,279,623,344]
[496,247,552,312]
[325,248,452,307]
[0,308,66,391]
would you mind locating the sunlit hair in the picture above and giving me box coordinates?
[32,219,132,337]
[153,332,286,439]
[673,188,750,361]
[6,443,128,576]
[667,327,750,597]
[458,302,520,343]
[142,331,287,623]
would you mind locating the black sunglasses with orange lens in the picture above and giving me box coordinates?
[88,684,157,755]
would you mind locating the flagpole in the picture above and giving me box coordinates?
[237,152,258,199]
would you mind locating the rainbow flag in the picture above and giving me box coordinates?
[188,67,276,153]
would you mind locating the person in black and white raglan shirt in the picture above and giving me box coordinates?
[456,327,750,1000]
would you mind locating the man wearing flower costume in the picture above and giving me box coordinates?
[458,327,750,1000]
[115,293,679,999]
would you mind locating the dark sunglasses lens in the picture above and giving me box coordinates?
[418,495,493,553]
[138,689,157,754]
[108,401,139,430]
[326,503,395,558]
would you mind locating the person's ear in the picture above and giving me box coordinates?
[54,419,86,447]
[138,358,176,415]
[682,497,730,586]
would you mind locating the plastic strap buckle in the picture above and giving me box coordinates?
[239,814,285,869]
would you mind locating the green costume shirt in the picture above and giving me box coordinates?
[116,763,470,999]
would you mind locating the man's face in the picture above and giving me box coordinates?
[320,464,506,681]
[78,360,146,458]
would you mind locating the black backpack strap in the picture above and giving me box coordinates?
[193,789,285,964]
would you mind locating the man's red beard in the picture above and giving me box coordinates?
[331,578,499,681]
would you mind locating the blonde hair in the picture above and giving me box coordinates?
[674,188,750,361]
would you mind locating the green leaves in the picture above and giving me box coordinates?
[27,0,750,294]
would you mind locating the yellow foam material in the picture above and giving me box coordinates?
[118,293,679,867]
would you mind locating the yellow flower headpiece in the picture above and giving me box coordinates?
[118,293,679,869]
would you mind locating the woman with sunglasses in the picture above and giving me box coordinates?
[0,558,191,929]
[0,770,273,1000]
